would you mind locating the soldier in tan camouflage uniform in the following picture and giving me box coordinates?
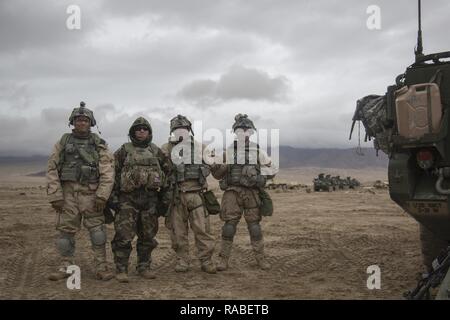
[212,114,276,271]
[46,102,115,281]
[111,117,171,283]
[162,115,218,274]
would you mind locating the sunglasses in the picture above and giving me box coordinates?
[135,126,149,132]
[75,117,90,123]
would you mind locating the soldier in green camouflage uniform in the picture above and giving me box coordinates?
[212,114,276,271]
[162,115,217,274]
[111,117,171,283]
[46,102,115,281]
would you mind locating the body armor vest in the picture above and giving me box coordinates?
[59,133,100,184]
[170,140,210,186]
[120,142,164,192]
[220,141,266,189]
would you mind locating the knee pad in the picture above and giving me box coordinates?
[111,239,132,253]
[222,221,238,241]
[56,232,75,257]
[89,225,107,246]
[247,222,263,241]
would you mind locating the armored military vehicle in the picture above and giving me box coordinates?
[350,1,450,299]
[313,173,332,192]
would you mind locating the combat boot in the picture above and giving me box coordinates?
[92,245,114,281]
[255,255,271,270]
[115,265,129,283]
[48,258,73,281]
[95,265,114,281]
[251,240,271,270]
[217,240,233,271]
[137,263,156,279]
[201,260,217,274]
[174,257,190,273]
[115,272,129,283]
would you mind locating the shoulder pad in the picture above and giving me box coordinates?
[123,142,134,154]
[90,133,108,149]
[59,133,72,147]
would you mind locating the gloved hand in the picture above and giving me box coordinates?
[95,197,107,213]
[51,200,64,213]
[109,193,120,211]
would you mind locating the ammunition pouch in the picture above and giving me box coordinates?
[227,164,267,188]
[175,164,210,186]
[120,168,163,192]
[80,165,99,184]
[201,190,221,215]
[60,164,80,182]
[258,189,273,216]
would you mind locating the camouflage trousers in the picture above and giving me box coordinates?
[56,182,105,233]
[111,191,159,272]
[54,182,109,270]
[220,187,262,224]
[165,191,215,264]
[219,187,265,245]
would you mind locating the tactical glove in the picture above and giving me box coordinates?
[51,200,64,213]
[95,197,107,213]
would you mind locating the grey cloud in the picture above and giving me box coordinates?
[0,0,99,53]
[0,82,33,109]
[178,65,291,105]
[0,104,171,156]
[0,0,449,156]
[41,107,68,124]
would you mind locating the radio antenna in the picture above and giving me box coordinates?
[414,0,424,62]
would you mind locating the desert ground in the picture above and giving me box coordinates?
[0,163,423,300]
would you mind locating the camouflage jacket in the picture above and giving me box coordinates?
[113,142,172,196]
[46,131,115,203]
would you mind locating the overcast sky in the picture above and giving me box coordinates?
[0,0,448,156]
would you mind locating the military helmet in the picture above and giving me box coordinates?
[170,114,193,135]
[69,101,96,126]
[232,113,256,132]
[129,117,153,145]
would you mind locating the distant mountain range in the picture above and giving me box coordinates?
[0,146,388,169]
[278,146,388,169]
[0,155,48,165]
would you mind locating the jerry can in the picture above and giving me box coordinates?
[395,83,442,139]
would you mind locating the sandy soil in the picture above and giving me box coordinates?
[0,164,422,300]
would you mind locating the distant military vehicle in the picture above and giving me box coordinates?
[346,176,360,189]
[313,173,332,192]
[266,182,288,191]
[334,175,348,190]
[324,174,335,191]
[373,180,387,189]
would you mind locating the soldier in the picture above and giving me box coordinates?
[212,114,276,271]
[46,101,115,281]
[162,115,217,274]
[111,117,171,283]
